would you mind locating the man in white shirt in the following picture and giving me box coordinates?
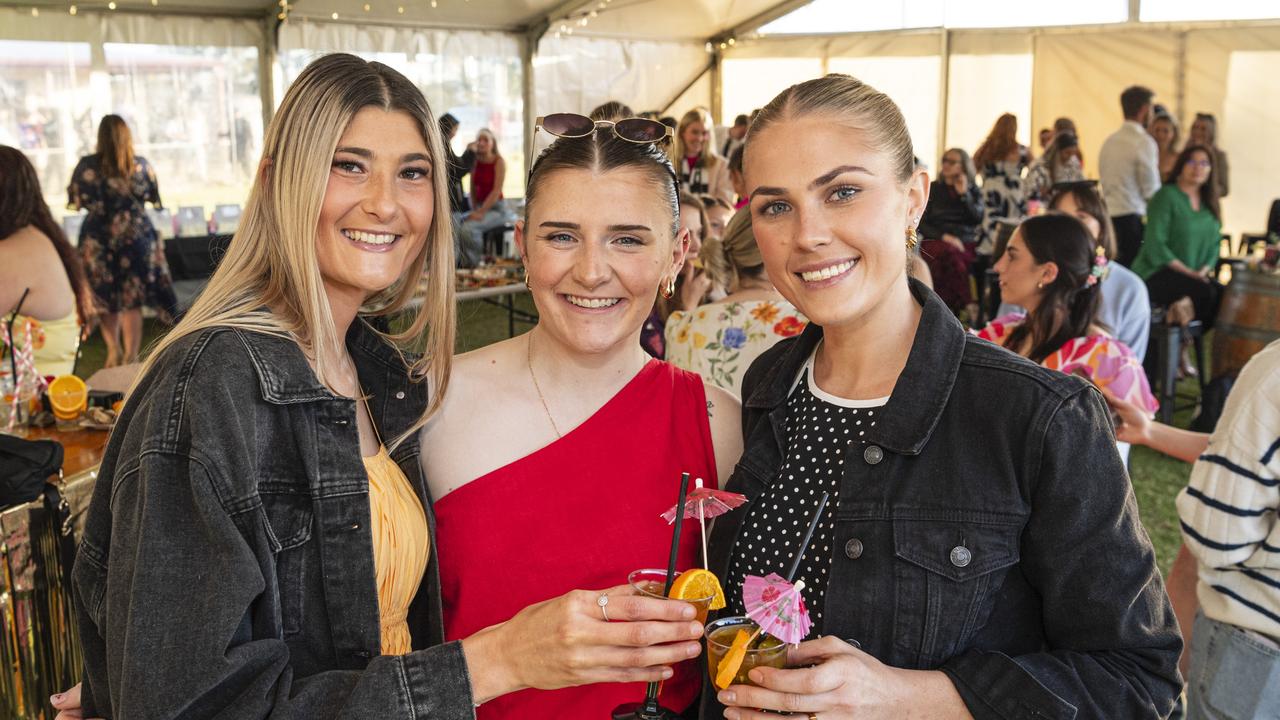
[1098,86,1163,266]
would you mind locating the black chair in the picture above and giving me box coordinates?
[1267,198,1280,239]
[1146,309,1208,424]
[482,222,515,258]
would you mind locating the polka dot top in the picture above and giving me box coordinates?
[725,347,887,638]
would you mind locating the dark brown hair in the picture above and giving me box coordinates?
[525,127,679,237]
[1048,181,1117,259]
[1120,86,1154,120]
[589,101,635,122]
[1168,145,1221,221]
[97,114,136,178]
[0,145,93,324]
[1003,213,1103,364]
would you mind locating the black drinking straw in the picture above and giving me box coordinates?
[785,492,830,583]
[662,472,691,595]
[6,288,30,385]
[636,472,692,711]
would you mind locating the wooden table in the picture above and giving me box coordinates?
[24,425,111,481]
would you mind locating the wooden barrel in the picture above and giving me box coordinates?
[1213,266,1280,377]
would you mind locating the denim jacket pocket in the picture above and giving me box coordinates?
[259,482,314,637]
[892,517,1021,667]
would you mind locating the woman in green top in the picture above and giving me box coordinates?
[1132,145,1223,328]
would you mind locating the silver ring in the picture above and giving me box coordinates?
[597,594,610,621]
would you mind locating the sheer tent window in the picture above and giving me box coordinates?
[0,8,263,236]
[533,35,711,124]
[278,20,524,198]
[0,40,94,215]
[104,43,262,215]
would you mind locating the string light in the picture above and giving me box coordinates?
[107,1,116,9]
[430,0,437,7]
[150,0,158,5]
[363,2,371,10]
[69,4,77,14]
[397,4,404,12]
[31,7,39,16]
[330,11,338,19]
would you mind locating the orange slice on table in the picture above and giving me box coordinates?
[668,568,726,610]
[714,628,751,690]
[48,374,88,421]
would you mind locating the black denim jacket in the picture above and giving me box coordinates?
[73,319,475,719]
[704,280,1182,719]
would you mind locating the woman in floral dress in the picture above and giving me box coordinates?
[978,213,1156,462]
[68,114,176,366]
[665,207,807,396]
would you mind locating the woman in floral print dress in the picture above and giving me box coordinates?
[664,207,807,396]
[68,114,176,366]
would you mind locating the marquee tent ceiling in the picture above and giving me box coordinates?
[0,0,811,39]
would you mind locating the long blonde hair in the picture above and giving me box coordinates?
[672,107,722,170]
[136,53,455,440]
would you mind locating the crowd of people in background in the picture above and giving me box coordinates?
[4,55,1275,720]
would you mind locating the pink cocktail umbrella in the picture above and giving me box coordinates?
[660,477,746,567]
[743,573,812,645]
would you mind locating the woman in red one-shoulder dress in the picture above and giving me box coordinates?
[421,120,742,717]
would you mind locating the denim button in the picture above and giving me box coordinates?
[863,445,884,465]
[395,391,405,400]
[844,538,864,559]
[950,545,972,568]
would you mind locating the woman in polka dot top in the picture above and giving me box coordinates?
[702,75,1182,720]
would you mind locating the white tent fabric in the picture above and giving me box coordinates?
[3,2,1278,238]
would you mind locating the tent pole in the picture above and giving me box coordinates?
[260,15,277,131]
[937,28,950,163]
[710,50,723,124]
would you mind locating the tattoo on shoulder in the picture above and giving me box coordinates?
[707,400,714,419]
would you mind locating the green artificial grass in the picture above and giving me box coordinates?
[77,301,1194,577]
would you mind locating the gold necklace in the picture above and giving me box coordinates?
[527,331,563,438]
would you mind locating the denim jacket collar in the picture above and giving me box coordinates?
[236,318,426,445]
[743,278,966,456]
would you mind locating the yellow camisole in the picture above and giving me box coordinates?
[14,312,80,377]
[362,446,430,656]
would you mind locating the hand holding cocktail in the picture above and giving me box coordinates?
[716,636,972,720]
[461,583,704,704]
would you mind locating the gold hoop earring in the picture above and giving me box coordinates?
[524,270,532,289]
[660,276,676,299]
[906,225,919,251]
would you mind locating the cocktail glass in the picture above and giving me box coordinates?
[705,616,788,690]
[627,568,714,625]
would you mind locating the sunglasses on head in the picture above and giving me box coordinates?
[534,113,674,145]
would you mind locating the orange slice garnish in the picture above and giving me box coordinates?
[668,568,726,610]
[48,374,88,420]
[714,628,750,690]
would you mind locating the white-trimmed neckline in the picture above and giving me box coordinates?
[790,342,890,409]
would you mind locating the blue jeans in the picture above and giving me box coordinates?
[1187,611,1280,719]
[453,200,511,267]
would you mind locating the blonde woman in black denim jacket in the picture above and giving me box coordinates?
[704,74,1182,720]
[58,54,700,720]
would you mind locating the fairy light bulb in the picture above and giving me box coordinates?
[363,2,371,10]
[69,4,77,14]
[397,5,404,12]
[107,1,117,9]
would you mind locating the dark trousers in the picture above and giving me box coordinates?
[1113,213,1145,267]
[920,238,976,313]
[1146,267,1224,329]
